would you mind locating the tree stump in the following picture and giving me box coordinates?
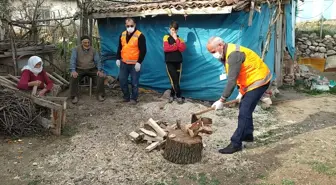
[163,129,203,164]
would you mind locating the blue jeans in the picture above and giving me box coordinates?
[119,62,140,101]
[230,83,270,148]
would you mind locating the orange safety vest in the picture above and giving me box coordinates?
[224,44,272,95]
[121,30,142,64]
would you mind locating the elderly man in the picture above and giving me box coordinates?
[70,35,105,104]
[116,17,147,105]
[207,37,272,154]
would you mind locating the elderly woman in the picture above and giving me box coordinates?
[17,56,54,96]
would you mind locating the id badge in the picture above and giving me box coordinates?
[220,73,227,81]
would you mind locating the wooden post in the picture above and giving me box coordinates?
[9,25,18,76]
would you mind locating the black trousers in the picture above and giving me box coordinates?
[166,62,182,98]
[70,68,105,98]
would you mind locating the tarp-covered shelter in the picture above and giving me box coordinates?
[89,0,296,101]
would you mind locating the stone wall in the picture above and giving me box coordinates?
[296,33,336,58]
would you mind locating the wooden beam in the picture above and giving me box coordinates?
[52,72,69,85]
[46,72,64,86]
[0,76,17,87]
[248,0,255,26]
[7,74,20,82]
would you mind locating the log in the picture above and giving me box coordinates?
[147,118,167,138]
[52,72,70,85]
[139,128,157,137]
[163,129,203,164]
[46,72,64,86]
[7,74,20,82]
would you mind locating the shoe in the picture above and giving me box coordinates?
[97,95,105,102]
[168,96,174,103]
[242,134,254,142]
[130,99,137,105]
[176,97,184,104]
[218,143,242,154]
[122,99,130,102]
[71,96,78,104]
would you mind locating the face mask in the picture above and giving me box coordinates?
[212,52,222,59]
[127,27,135,33]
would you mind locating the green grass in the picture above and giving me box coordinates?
[310,161,336,176]
[281,179,295,185]
[61,124,78,137]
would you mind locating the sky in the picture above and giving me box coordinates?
[296,0,336,22]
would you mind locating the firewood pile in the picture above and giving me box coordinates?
[0,73,68,136]
[0,88,49,136]
[128,117,213,153]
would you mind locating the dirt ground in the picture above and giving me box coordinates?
[1,87,336,185]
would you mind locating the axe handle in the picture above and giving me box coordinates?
[194,99,240,116]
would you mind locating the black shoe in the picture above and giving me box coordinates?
[218,143,242,154]
[242,134,254,142]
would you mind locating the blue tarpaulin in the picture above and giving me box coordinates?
[285,1,296,59]
[98,5,280,101]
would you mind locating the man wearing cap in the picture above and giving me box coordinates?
[116,17,147,105]
[69,35,105,104]
[206,37,272,154]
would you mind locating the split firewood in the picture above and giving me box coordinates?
[147,118,167,138]
[145,141,160,152]
[146,140,166,152]
[143,135,164,142]
[129,131,144,142]
[139,128,157,137]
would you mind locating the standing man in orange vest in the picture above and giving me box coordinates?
[116,18,147,104]
[206,37,272,154]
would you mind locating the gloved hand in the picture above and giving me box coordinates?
[211,100,224,110]
[235,92,243,103]
[116,60,120,68]
[135,62,141,72]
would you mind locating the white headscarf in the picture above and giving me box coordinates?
[22,56,43,76]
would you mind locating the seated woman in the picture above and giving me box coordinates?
[17,56,54,96]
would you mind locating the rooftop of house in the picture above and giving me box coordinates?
[88,0,254,19]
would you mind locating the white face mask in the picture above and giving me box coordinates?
[127,27,135,33]
[212,52,222,59]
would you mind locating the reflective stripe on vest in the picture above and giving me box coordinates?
[241,72,272,92]
[121,30,141,64]
[225,44,271,95]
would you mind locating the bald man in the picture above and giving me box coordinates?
[207,37,272,154]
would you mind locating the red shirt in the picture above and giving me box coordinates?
[17,69,54,91]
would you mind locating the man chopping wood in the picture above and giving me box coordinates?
[116,17,147,105]
[206,37,272,154]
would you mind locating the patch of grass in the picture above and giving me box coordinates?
[281,179,295,185]
[197,173,220,185]
[310,161,336,176]
[61,124,78,137]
